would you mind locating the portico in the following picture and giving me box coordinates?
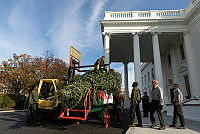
[101,0,200,110]
[101,31,186,106]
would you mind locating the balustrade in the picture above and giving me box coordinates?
[104,10,184,20]
[104,0,200,20]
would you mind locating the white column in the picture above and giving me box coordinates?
[104,33,110,65]
[169,45,180,83]
[161,56,170,105]
[152,33,164,88]
[123,62,130,108]
[133,33,142,91]
[183,32,199,98]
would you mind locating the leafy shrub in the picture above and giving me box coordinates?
[0,94,16,108]
[15,95,28,109]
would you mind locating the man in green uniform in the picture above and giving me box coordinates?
[169,83,185,129]
[94,56,105,70]
[28,84,39,123]
[129,82,142,127]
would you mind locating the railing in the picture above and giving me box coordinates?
[104,0,200,21]
[156,10,182,17]
[104,10,185,20]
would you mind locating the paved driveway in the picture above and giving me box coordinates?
[0,111,123,134]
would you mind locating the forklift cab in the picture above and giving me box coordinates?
[37,79,59,110]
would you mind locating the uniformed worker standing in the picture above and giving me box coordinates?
[94,56,105,70]
[142,92,149,117]
[28,84,39,123]
[169,83,185,129]
[150,80,166,130]
[129,82,142,127]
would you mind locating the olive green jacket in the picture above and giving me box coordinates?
[29,90,39,105]
[131,87,141,104]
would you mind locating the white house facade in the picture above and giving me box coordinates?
[100,0,200,121]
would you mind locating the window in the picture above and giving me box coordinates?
[168,79,172,85]
[144,74,147,84]
[168,54,171,68]
[151,68,155,79]
[180,44,185,60]
[148,72,150,82]
[142,76,144,86]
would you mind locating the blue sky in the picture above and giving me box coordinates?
[0,0,190,90]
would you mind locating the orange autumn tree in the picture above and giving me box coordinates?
[2,53,68,94]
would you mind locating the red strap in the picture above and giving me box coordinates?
[117,95,121,102]
[99,90,105,100]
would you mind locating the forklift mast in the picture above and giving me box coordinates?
[67,46,109,79]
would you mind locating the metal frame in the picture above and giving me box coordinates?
[59,88,91,120]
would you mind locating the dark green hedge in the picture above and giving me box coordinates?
[0,94,27,108]
[0,94,16,108]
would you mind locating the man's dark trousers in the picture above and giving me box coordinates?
[172,104,185,126]
[150,100,165,126]
[130,102,142,125]
[142,103,149,117]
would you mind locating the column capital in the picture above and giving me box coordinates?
[131,32,142,36]
[151,32,162,35]
[123,61,129,64]
[183,31,190,36]
[132,32,137,35]
[102,32,111,37]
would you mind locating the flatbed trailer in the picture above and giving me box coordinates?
[59,88,114,128]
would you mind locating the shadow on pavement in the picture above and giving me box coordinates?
[0,112,26,129]
[120,109,130,134]
[6,109,200,134]
[25,111,123,133]
[0,109,129,133]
